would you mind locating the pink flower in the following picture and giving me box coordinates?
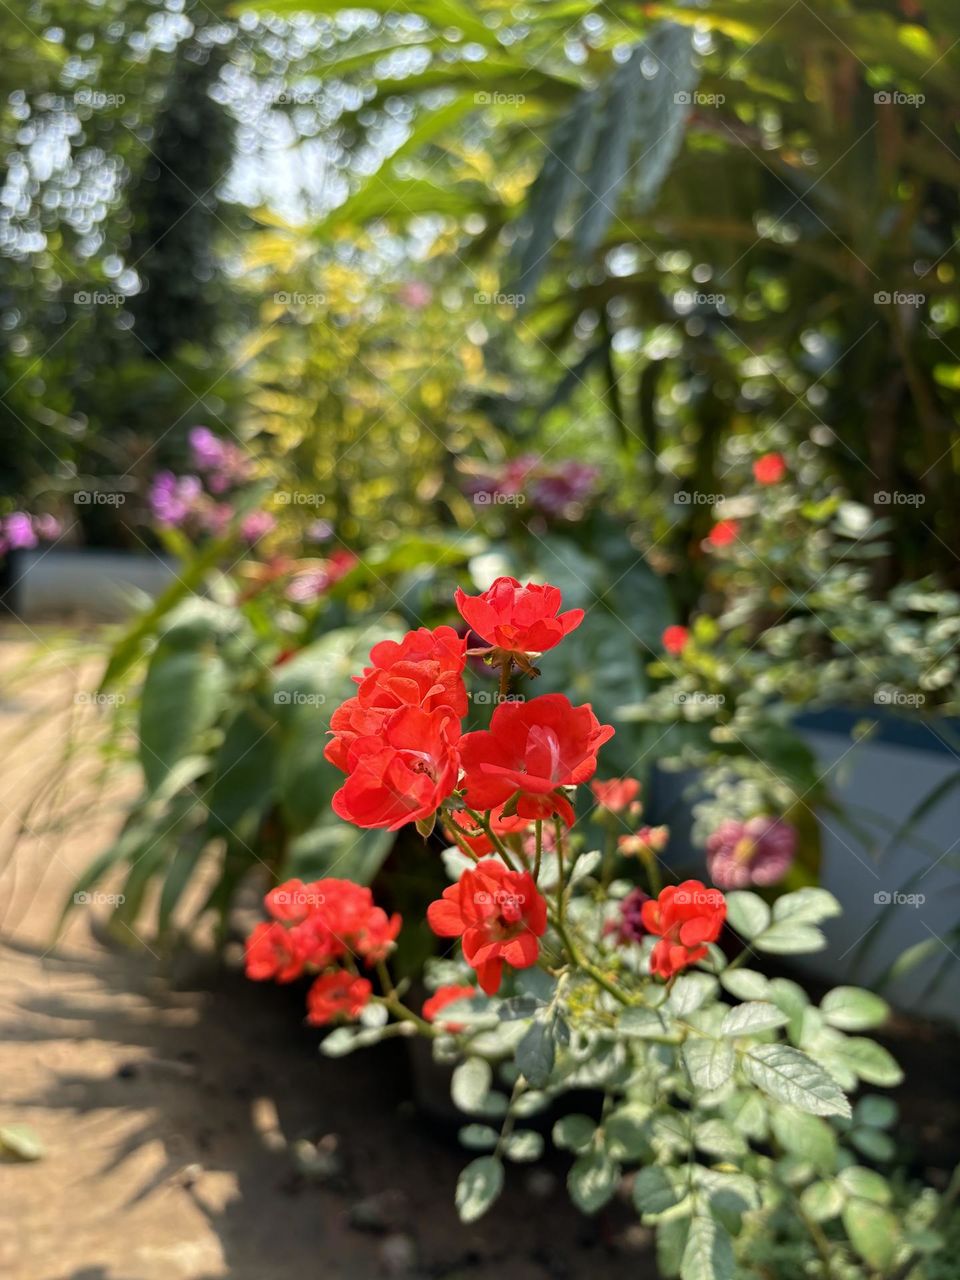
[706,816,797,889]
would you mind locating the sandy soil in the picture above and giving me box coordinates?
[0,628,655,1280]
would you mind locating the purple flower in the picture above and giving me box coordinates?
[605,887,651,946]
[188,426,227,472]
[706,817,797,890]
[149,472,203,526]
[4,512,39,550]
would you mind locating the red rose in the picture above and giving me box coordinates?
[422,984,478,1031]
[443,806,530,855]
[245,921,306,983]
[641,880,726,979]
[591,777,641,813]
[707,519,739,549]
[326,626,467,771]
[459,693,614,825]
[427,861,548,994]
[661,625,690,656]
[332,705,460,830]
[454,576,584,656]
[306,971,372,1025]
[753,452,786,485]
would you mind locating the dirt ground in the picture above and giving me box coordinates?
[1,626,957,1280]
[0,628,655,1280]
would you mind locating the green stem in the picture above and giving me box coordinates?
[464,806,521,872]
[533,819,543,882]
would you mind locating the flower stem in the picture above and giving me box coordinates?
[533,819,543,881]
[464,806,521,872]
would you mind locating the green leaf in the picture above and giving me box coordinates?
[683,1038,735,1090]
[770,1106,837,1175]
[681,1215,735,1280]
[720,1001,790,1037]
[772,887,841,926]
[854,1095,898,1129]
[633,1165,683,1215]
[568,1151,620,1214]
[851,1128,896,1161]
[719,969,769,1001]
[821,986,889,1031]
[139,647,226,792]
[753,922,826,954]
[800,1180,845,1222]
[516,1018,556,1088]
[458,1124,499,1152]
[667,972,718,1016]
[619,1007,669,1038]
[503,1130,544,1163]
[553,1114,597,1153]
[456,1156,504,1223]
[205,707,276,841]
[694,1119,746,1160]
[842,1199,899,1270]
[604,1104,652,1160]
[838,1166,893,1204]
[743,1044,851,1118]
[724,892,770,940]
[451,1058,493,1115]
[832,1037,903,1087]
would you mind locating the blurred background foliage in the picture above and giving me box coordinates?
[3,0,960,970]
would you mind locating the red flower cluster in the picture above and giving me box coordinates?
[661,625,690,656]
[460,693,613,826]
[427,861,548,994]
[245,878,401,1024]
[641,880,726,979]
[455,576,584,657]
[326,626,467,829]
[707,519,739,549]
